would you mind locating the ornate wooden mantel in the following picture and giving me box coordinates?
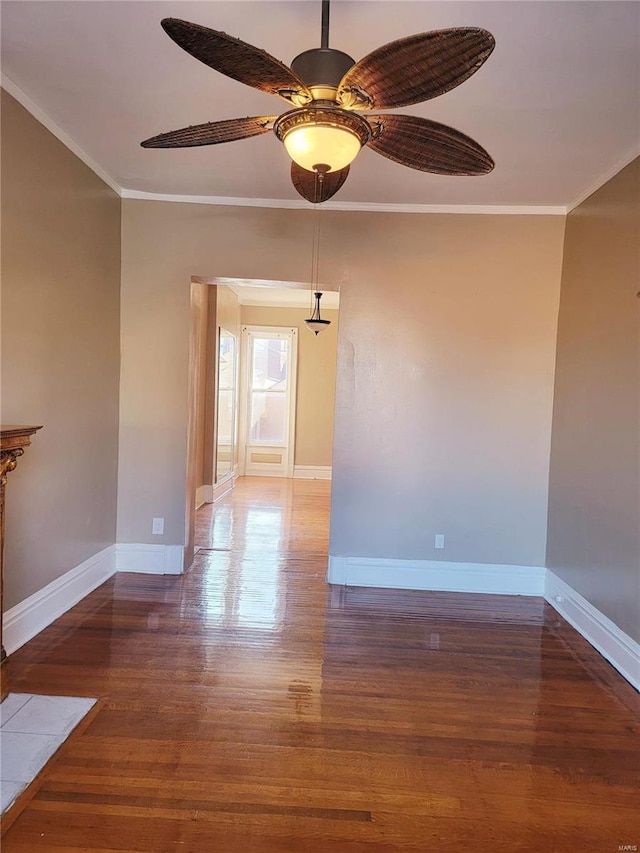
[1,425,42,702]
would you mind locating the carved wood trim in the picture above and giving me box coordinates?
[1,425,42,701]
[1,448,25,486]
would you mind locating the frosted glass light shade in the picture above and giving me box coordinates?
[274,108,371,175]
[283,125,361,173]
[304,318,331,335]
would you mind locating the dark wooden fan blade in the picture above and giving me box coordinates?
[366,114,494,175]
[338,28,494,110]
[141,116,277,148]
[161,18,312,105]
[291,163,350,203]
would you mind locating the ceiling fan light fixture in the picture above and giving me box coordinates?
[275,108,371,174]
[284,125,360,173]
[146,13,496,202]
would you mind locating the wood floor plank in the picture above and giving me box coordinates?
[3,476,639,851]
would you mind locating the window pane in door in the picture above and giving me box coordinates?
[252,338,288,390]
[250,391,287,443]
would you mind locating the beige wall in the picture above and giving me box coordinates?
[0,91,121,608]
[547,158,640,641]
[119,199,565,570]
[329,214,565,566]
[240,305,339,467]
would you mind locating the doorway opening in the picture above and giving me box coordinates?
[185,277,340,569]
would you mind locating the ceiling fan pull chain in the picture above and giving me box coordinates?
[309,187,320,310]
[316,184,322,278]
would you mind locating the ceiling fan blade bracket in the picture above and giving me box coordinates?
[278,88,312,107]
[365,119,384,141]
[337,86,373,110]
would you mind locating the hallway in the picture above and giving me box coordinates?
[3,477,639,851]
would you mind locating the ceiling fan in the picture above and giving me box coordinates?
[141,1,495,203]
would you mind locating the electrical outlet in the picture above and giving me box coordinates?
[434,534,445,549]
[152,517,164,535]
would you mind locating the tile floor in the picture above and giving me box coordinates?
[0,693,96,814]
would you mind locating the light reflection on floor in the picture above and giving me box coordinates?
[196,501,284,631]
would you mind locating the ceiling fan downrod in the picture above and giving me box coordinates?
[321,0,330,49]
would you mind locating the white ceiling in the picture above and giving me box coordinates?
[228,284,340,308]
[1,1,639,211]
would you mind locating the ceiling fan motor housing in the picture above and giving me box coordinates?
[291,48,355,101]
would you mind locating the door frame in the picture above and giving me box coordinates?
[238,325,298,478]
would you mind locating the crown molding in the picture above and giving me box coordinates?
[1,75,122,195]
[566,144,640,212]
[121,188,567,215]
[8,73,631,218]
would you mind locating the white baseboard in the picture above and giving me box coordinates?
[326,556,638,691]
[545,571,639,691]
[327,555,545,596]
[294,466,332,480]
[195,485,212,508]
[3,545,116,655]
[243,465,292,478]
[115,543,184,575]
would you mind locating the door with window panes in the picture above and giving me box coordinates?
[240,326,298,477]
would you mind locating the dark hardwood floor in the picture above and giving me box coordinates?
[3,477,639,851]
